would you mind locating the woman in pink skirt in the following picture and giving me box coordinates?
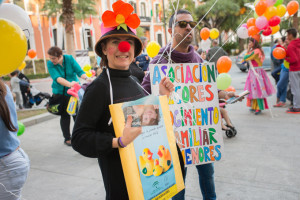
[243,37,276,115]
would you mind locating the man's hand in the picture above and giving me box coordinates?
[159,77,174,97]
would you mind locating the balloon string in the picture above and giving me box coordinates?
[168,0,180,65]
[0,182,27,200]
[208,9,254,63]
[155,0,220,65]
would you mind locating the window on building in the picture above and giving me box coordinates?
[157,33,163,47]
[129,1,137,13]
[155,4,160,23]
[140,2,146,17]
[83,29,93,51]
[53,28,58,46]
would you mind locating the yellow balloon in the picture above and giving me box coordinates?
[18,61,26,71]
[271,25,280,34]
[264,6,277,20]
[85,71,92,77]
[0,19,27,76]
[277,4,286,17]
[146,41,161,58]
[83,64,91,72]
[210,28,219,39]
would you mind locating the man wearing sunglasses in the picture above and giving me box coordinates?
[142,9,216,200]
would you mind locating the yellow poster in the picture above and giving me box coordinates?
[109,95,184,200]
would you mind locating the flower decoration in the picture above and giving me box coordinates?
[102,0,140,32]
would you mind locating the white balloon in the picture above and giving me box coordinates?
[237,27,249,39]
[200,39,211,51]
[0,3,33,40]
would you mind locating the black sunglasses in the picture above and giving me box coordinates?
[175,21,197,28]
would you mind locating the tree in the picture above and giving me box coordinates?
[41,0,96,57]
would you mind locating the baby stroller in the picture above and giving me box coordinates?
[219,100,237,138]
[27,85,51,108]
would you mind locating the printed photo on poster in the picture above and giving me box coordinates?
[123,105,160,127]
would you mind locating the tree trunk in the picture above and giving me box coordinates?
[63,0,76,57]
[293,11,298,30]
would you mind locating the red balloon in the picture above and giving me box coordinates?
[217,56,232,73]
[118,41,131,52]
[28,49,36,59]
[262,26,272,36]
[268,16,281,27]
[272,47,286,59]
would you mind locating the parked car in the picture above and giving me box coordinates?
[236,46,271,72]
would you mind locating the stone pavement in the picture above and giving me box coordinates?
[18,66,300,200]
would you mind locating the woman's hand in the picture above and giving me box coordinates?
[159,77,174,97]
[121,115,142,146]
[225,92,244,102]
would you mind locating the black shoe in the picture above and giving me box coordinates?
[64,140,72,146]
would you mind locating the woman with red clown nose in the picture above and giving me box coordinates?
[72,1,176,199]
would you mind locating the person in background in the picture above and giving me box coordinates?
[18,71,32,108]
[285,28,300,113]
[271,36,285,84]
[197,48,207,60]
[0,79,30,200]
[47,46,90,146]
[193,44,199,51]
[273,39,290,108]
[206,39,227,67]
[10,70,30,110]
[243,37,275,115]
[135,36,150,71]
[142,9,217,200]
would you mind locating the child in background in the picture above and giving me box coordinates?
[10,71,29,110]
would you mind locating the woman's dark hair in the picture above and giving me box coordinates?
[47,46,63,57]
[10,70,19,77]
[281,36,286,42]
[249,37,264,57]
[0,80,17,132]
[169,9,192,28]
[100,39,109,68]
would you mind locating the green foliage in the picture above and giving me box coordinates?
[136,27,145,38]
[195,0,249,31]
[222,41,238,55]
[74,0,97,19]
[41,0,62,17]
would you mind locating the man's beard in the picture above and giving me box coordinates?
[175,32,193,47]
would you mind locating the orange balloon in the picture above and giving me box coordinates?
[28,49,36,59]
[252,34,261,42]
[248,26,260,36]
[200,28,210,40]
[247,18,256,27]
[255,0,268,16]
[225,86,236,92]
[217,56,232,73]
[287,1,299,16]
[272,47,286,59]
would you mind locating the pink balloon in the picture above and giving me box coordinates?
[266,0,276,6]
[262,26,272,36]
[268,16,281,27]
[241,23,248,28]
[255,16,268,30]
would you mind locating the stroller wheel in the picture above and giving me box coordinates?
[225,130,234,138]
[226,125,237,137]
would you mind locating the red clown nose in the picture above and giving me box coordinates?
[118,41,131,52]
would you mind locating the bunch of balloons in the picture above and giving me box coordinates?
[216,56,233,90]
[200,28,220,51]
[146,41,161,58]
[237,0,299,40]
[83,64,95,78]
